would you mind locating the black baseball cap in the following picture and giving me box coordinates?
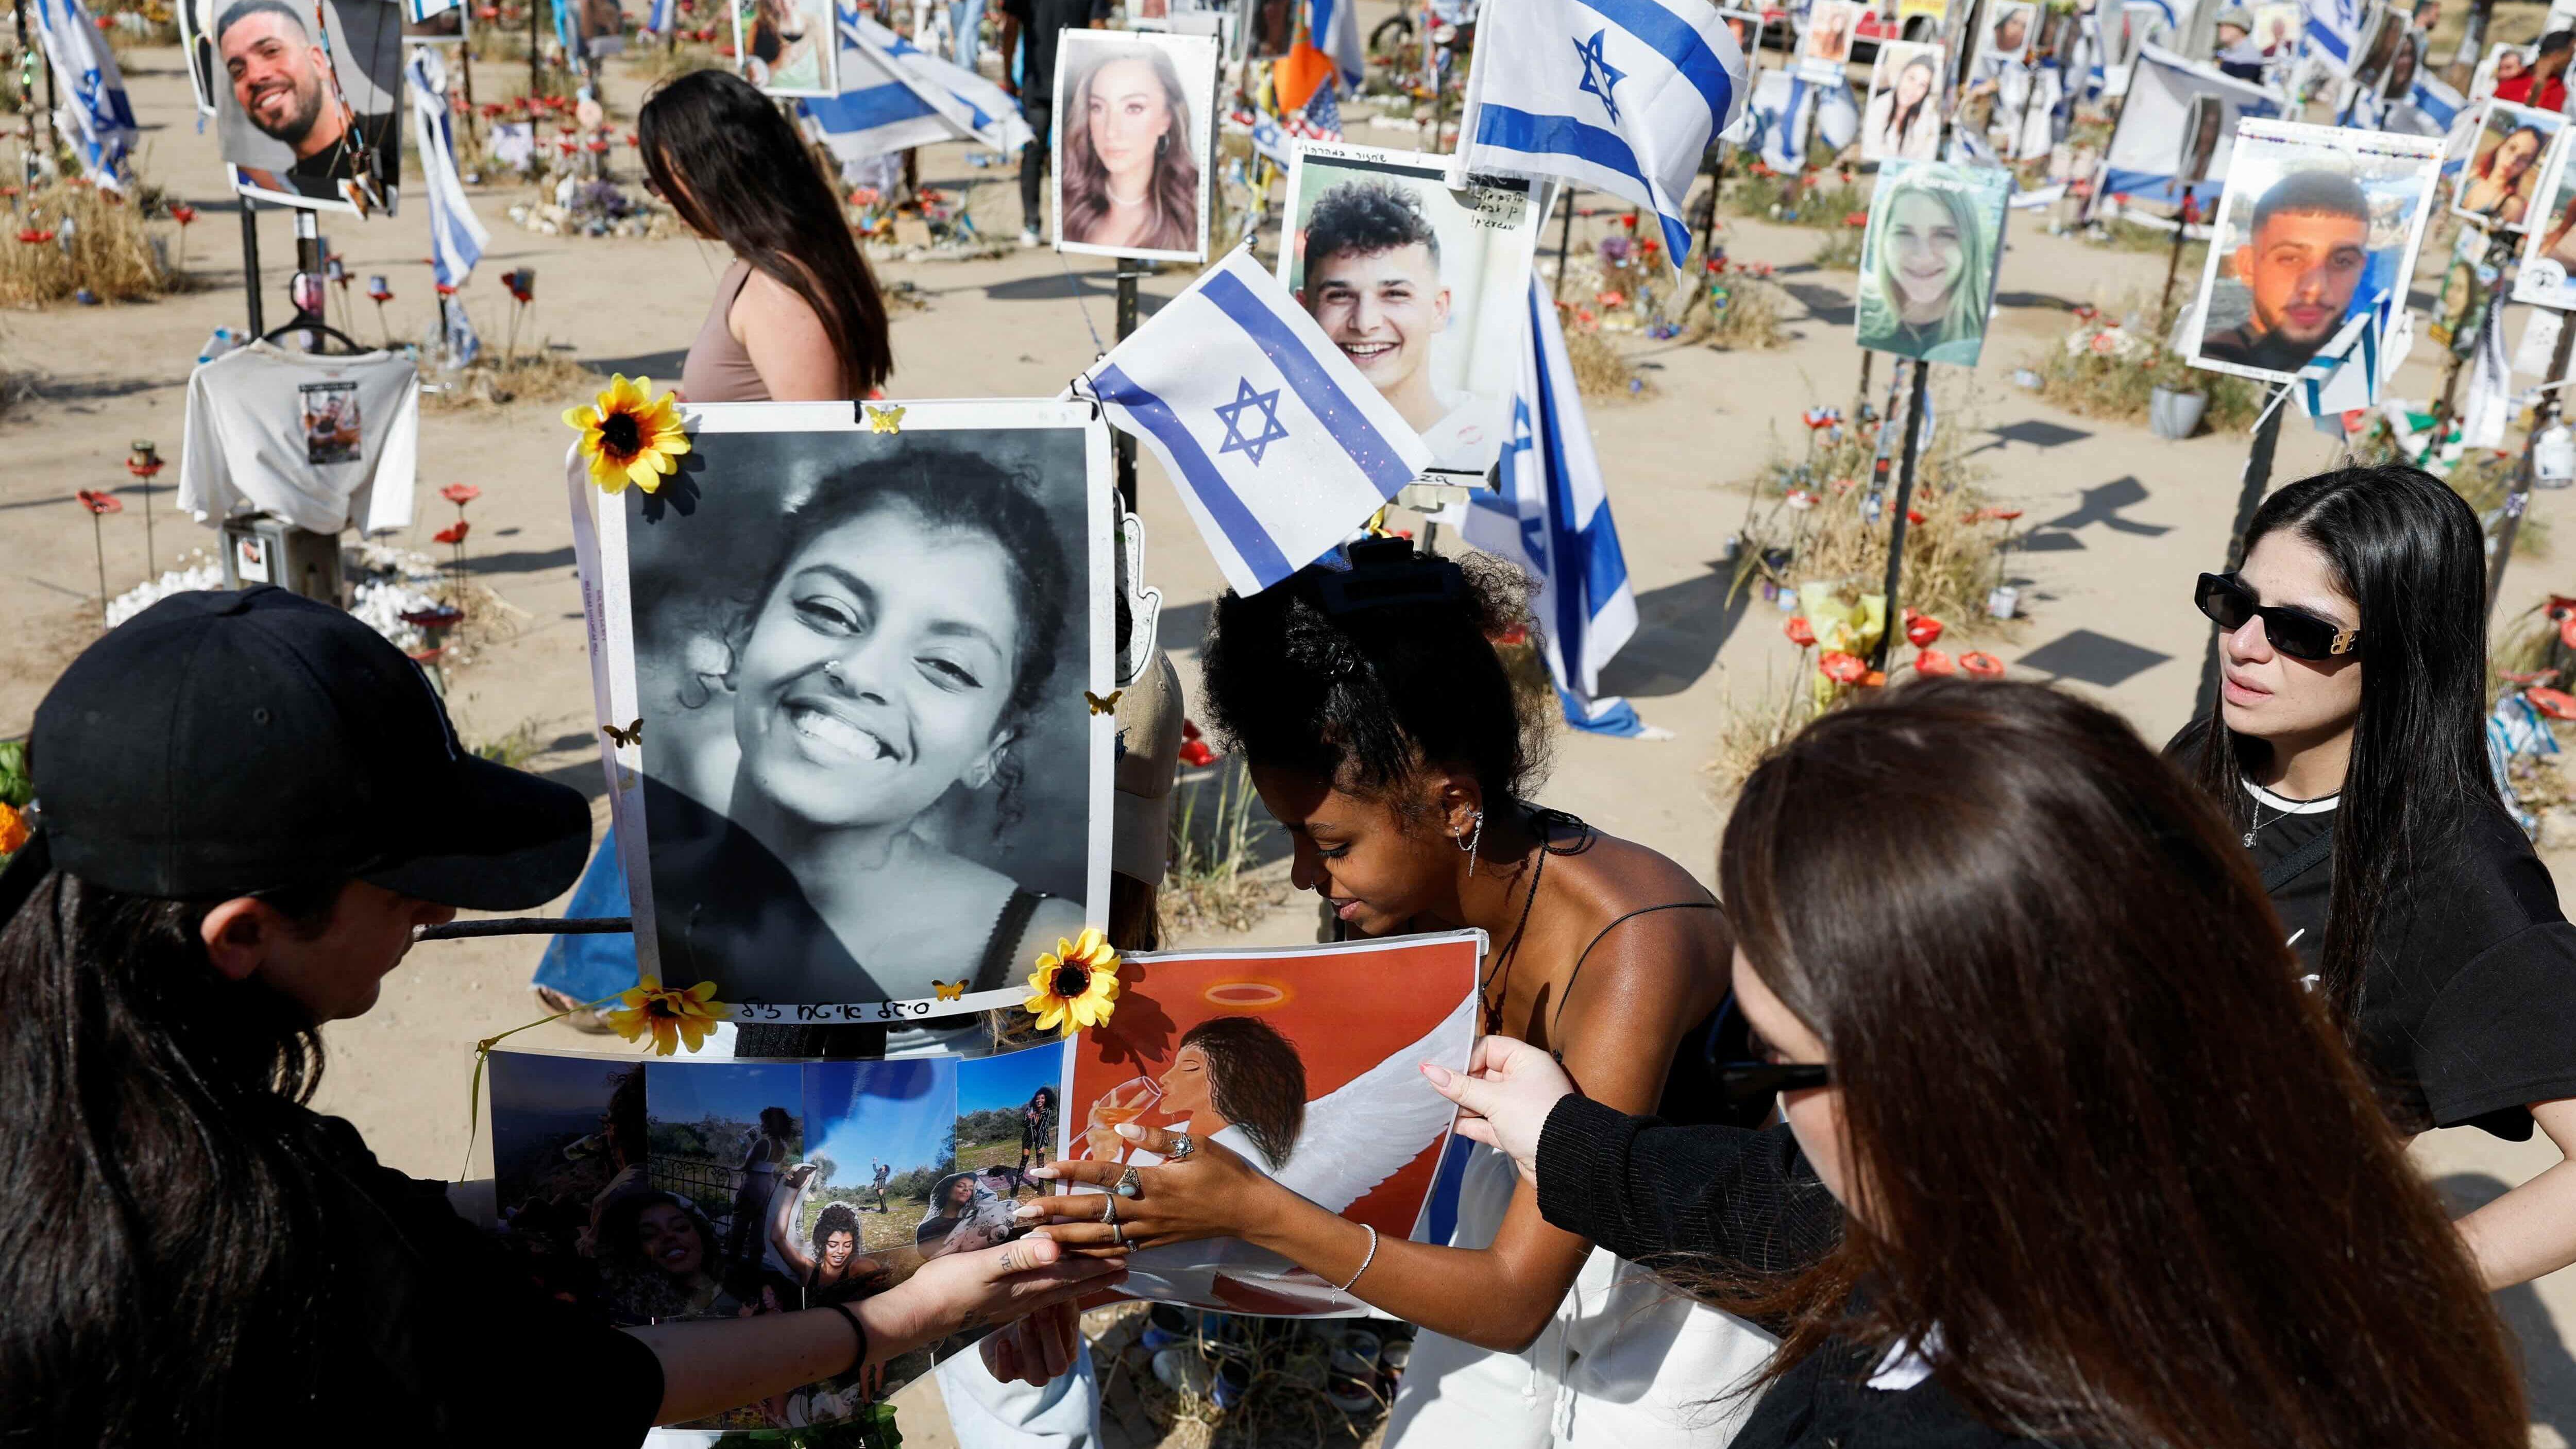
[13,586,589,910]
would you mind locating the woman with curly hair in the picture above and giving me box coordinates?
[770,1167,897,1305]
[600,1191,768,1322]
[1057,42,1202,253]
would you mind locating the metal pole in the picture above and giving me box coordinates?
[241,195,264,335]
[1552,183,1575,301]
[2487,313,2576,615]
[36,0,52,163]
[1871,362,1931,672]
[530,0,541,98]
[2158,195,2192,325]
[1114,256,1141,513]
[2193,384,2289,718]
[1677,148,1727,324]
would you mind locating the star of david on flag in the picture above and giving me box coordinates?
[1074,249,1432,596]
[1447,0,1750,277]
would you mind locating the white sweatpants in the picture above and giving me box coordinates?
[1382,1145,1776,1448]
[934,1335,1104,1449]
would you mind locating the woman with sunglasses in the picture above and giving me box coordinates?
[639,70,892,402]
[1415,679,2525,1449]
[2178,463,2576,1290]
[999,538,1784,1446]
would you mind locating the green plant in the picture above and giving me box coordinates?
[2022,304,2266,434]
[1809,225,1865,271]
[2448,450,2554,561]
[471,721,543,769]
[1162,758,1285,936]
[0,738,28,808]
[1685,272,1788,349]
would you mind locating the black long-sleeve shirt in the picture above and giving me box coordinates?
[1533,1095,2059,1448]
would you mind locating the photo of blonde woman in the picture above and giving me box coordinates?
[1052,30,1214,261]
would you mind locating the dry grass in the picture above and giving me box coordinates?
[1681,273,1788,350]
[627,39,728,86]
[2021,293,2266,434]
[422,349,604,411]
[1159,759,1290,937]
[1808,225,1865,271]
[1729,386,2025,636]
[1091,1303,1401,1449]
[2448,449,2554,560]
[1562,323,1650,402]
[0,180,177,306]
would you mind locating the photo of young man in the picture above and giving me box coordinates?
[215,0,399,210]
[2197,171,2371,372]
[1297,182,1477,462]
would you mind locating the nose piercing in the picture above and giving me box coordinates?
[823,660,845,682]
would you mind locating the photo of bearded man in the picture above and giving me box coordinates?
[215,0,400,210]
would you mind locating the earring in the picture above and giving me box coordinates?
[1456,809,1484,876]
[1156,132,1168,159]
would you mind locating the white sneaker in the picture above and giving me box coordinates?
[1018,227,1041,248]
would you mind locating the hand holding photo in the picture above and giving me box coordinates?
[1052,30,1217,262]
[1853,160,2011,365]
[2454,99,2564,233]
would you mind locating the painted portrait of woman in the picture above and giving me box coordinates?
[1055,33,1209,258]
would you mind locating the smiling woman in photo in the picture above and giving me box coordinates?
[2460,120,2548,227]
[1059,41,1201,252]
[601,1192,767,1322]
[1856,166,1999,363]
[646,453,1084,1008]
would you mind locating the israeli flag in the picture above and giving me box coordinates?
[1464,277,1651,737]
[1311,0,1365,88]
[2303,0,2367,70]
[407,47,489,290]
[1750,68,1856,173]
[647,0,672,31]
[32,0,135,188]
[832,12,1031,154]
[1076,249,1432,596]
[1447,0,1750,273]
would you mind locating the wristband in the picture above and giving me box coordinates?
[824,1300,870,1373]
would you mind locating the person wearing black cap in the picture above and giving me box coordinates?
[0,586,1123,1448]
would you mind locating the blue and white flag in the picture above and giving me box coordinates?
[829,12,1031,154]
[1077,249,1432,595]
[646,0,673,31]
[2093,44,2276,209]
[32,0,135,188]
[2303,0,2368,70]
[1464,278,1650,737]
[1447,0,1750,274]
[406,46,489,291]
[1749,67,1855,172]
[1310,0,1366,89]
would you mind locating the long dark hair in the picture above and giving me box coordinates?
[2177,465,2495,1029]
[0,868,343,1443]
[1179,1016,1306,1169]
[639,69,891,397]
[1060,44,1202,252]
[1198,543,1546,815]
[1718,679,2522,1449]
[1887,54,1936,143]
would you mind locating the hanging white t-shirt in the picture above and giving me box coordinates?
[180,341,419,536]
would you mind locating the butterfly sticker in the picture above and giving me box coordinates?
[934,980,967,1001]
[865,404,905,434]
[1084,690,1123,715]
[602,719,643,748]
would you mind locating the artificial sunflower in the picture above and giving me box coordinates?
[564,374,691,495]
[1024,928,1122,1036]
[606,975,728,1055]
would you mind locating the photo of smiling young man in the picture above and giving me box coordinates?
[2186,121,2443,386]
[598,406,1112,1022]
[1278,144,1542,481]
[213,0,400,211]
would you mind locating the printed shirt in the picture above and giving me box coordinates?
[180,341,419,536]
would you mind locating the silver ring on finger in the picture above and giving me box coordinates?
[1165,1133,1195,1161]
[1115,1166,1144,1200]
[1100,1194,1118,1225]
[1110,1220,1128,1249]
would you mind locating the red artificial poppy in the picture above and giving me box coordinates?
[401,604,465,630]
[436,282,457,296]
[1843,211,1867,227]
[2501,668,2562,687]
[434,521,471,545]
[1960,651,2005,678]
[1862,669,1887,687]
[2527,686,2576,721]
[2546,594,2576,619]
[2563,611,2576,651]
[16,229,53,244]
[1913,648,1956,676]
[76,489,121,514]
[1785,488,1820,510]
[1905,508,1925,525]
[1640,238,1659,255]
[1785,616,1816,648]
[1903,609,1943,647]
[1704,257,1726,275]
[1178,719,1217,766]
[587,139,610,152]
[1575,308,1596,326]
[170,203,196,225]
[1819,651,1866,684]
[1972,506,2023,523]
[440,483,482,505]
[1597,289,1625,308]
[2072,303,2097,321]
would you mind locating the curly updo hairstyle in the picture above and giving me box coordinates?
[1198,540,1548,815]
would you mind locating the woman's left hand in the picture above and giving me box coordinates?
[1014,1122,1272,1254]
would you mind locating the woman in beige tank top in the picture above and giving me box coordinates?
[640,71,893,402]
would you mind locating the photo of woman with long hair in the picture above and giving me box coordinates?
[625,423,1101,1017]
[2455,104,2556,230]
[770,1168,898,1303]
[1861,44,1944,161]
[1053,31,1210,259]
[1854,160,2009,364]
[725,1105,798,1273]
[2523,153,2576,299]
[600,1190,769,1322]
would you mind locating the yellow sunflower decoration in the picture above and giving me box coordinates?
[606,976,730,1055]
[1024,928,1122,1036]
[564,374,691,495]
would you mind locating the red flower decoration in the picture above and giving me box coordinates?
[1905,508,1925,525]
[1903,610,1943,647]
[16,229,54,244]
[2545,594,2576,619]
[1914,648,1956,676]
[1843,211,1867,227]
[2527,686,2576,721]
[1819,651,1866,684]
[1785,616,1816,647]
[77,489,122,514]
[1973,506,2023,523]
[1597,289,1625,308]
[434,521,471,545]
[440,483,482,505]
[1960,651,2005,678]
[2563,612,2576,651]
[2502,668,2562,687]
[170,203,197,225]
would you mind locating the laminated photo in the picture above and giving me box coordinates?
[1716,4,1763,56]
[178,0,218,115]
[1853,160,2011,365]
[2516,134,2576,309]
[212,0,402,213]
[1062,932,1481,1316]
[575,400,1114,1028]
[1799,0,1859,79]
[1052,30,1218,262]
[402,0,468,42]
[1977,0,2035,66]
[733,0,837,94]
[1861,40,1947,163]
[2251,3,2298,55]
[1276,143,1542,484]
[2183,119,2441,386]
[2471,40,2527,103]
[2345,4,2407,90]
[2453,99,2564,233]
[2095,44,2279,210]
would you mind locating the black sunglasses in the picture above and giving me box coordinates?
[1716,1061,1832,1102]
[2194,572,2360,662]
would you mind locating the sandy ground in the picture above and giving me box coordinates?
[5,28,2576,1445]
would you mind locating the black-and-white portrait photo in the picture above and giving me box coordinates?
[611,405,1111,1010]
